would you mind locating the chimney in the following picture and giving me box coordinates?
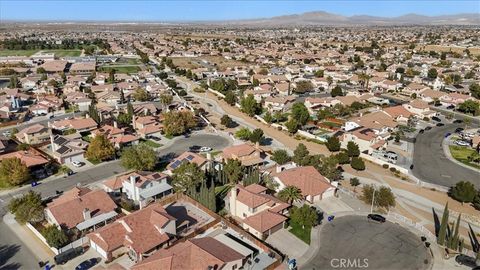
[144,108,148,116]
[130,175,138,200]
[206,152,212,161]
[113,121,118,128]
[82,208,91,220]
[85,113,90,119]
[50,132,56,151]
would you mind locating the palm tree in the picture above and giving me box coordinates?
[278,185,303,204]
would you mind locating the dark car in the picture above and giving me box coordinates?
[425,126,432,131]
[455,254,478,268]
[54,247,84,265]
[453,119,463,124]
[446,105,455,110]
[455,127,464,133]
[436,123,445,127]
[75,258,98,270]
[367,214,386,223]
[432,116,442,122]
[419,129,425,134]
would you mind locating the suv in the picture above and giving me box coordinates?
[432,116,441,122]
[455,254,478,268]
[54,247,85,265]
[367,214,386,223]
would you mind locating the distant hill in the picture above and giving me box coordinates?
[217,11,480,26]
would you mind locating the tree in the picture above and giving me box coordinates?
[290,205,318,229]
[235,128,252,141]
[293,143,309,166]
[8,191,44,224]
[116,113,132,126]
[0,157,30,186]
[249,128,264,144]
[315,155,342,181]
[437,203,449,246]
[240,94,260,116]
[458,100,480,116]
[36,67,46,74]
[88,104,101,124]
[427,68,438,79]
[351,157,366,171]
[317,108,334,121]
[133,88,149,102]
[346,141,360,157]
[336,151,350,164]
[278,186,303,203]
[314,69,324,78]
[121,144,157,171]
[9,75,19,88]
[263,111,273,123]
[285,118,299,134]
[470,83,480,99]
[163,110,197,136]
[159,94,173,111]
[223,159,243,185]
[172,162,204,193]
[272,149,291,165]
[127,101,134,117]
[331,85,343,97]
[449,181,477,205]
[220,115,234,128]
[86,134,115,162]
[224,91,236,106]
[291,102,310,126]
[42,226,68,249]
[362,184,395,210]
[350,177,360,192]
[326,136,341,152]
[108,69,115,83]
[294,80,314,93]
[16,143,30,151]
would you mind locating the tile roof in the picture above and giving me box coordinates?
[272,166,333,197]
[243,210,287,233]
[0,150,49,167]
[167,151,207,171]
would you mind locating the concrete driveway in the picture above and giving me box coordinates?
[312,196,353,214]
[266,228,309,260]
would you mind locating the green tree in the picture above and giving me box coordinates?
[127,101,134,117]
[240,94,260,116]
[285,118,299,134]
[278,186,303,203]
[8,191,44,224]
[449,181,477,205]
[428,68,438,79]
[88,104,101,124]
[437,203,449,246]
[120,144,157,171]
[293,143,309,166]
[346,141,360,157]
[290,205,318,229]
[163,110,197,136]
[331,85,343,97]
[315,156,342,181]
[42,226,68,249]
[263,111,273,123]
[271,149,291,165]
[224,91,237,106]
[0,157,30,186]
[362,184,395,210]
[336,151,350,164]
[108,69,115,83]
[291,102,310,126]
[85,134,115,162]
[9,75,19,88]
[458,100,480,116]
[36,67,46,74]
[249,128,264,144]
[223,159,243,185]
[314,69,324,78]
[235,128,252,141]
[116,113,132,127]
[172,162,204,193]
[220,115,234,128]
[294,80,314,94]
[326,136,341,152]
[159,94,173,111]
[133,88,149,102]
[350,177,360,192]
[469,83,480,99]
[351,157,365,171]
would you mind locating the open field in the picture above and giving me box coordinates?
[0,50,38,57]
[42,49,82,57]
[98,65,140,74]
[449,145,480,169]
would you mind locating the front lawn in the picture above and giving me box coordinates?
[449,145,480,169]
[141,139,162,148]
[289,221,311,244]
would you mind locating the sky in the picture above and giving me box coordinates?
[1,1,479,21]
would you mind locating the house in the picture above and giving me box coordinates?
[264,96,296,112]
[131,237,246,270]
[88,203,176,262]
[220,143,266,167]
[349,111,397,134]
[383,105,414,124]
[49,117,98,133]
[50,133,88,164]
[15,124,50,144]
[105,171,173,209]
[133,116,163,139]
[92,124,139,149]
[65,92,92,111]
[228,184,289,239]
[403,83,430,96]
[441,92,475,106]
[45,187,117,231]
[40,60,67,73]
[270,165,336,203]
[0,150,49,168]
[305,97,341,113]
[0,136,9,153]
[419,89,447,103]
[69,62,96,74]
[166,151,208,174]
[341,127,387,154]
[403,99,436,118]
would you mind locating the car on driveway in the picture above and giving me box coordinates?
[75,258,98,270]
[432,116,442,122]
[455,140,470,146]
[54,247,85,265]
[71,161,84,167]
[199,146,212,152]
[455,254,478,268]
[367,214,386,223]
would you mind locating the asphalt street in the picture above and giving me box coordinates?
[0,133,230,269]
[303,215,431,270]
[412,123,480,188]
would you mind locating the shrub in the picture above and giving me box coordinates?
[382,164,389,169]
[390,167,397,173]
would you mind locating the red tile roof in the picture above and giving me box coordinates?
[272,166,333,197]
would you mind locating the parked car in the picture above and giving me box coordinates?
[149,136,162,141]
[436,123,445,127]
[425,126,432,131]
[455,140,470,147]
[455,254,478,268]
[75,258,98,270]
[432,116,441,122]
[446,105,455,110]
[54,247,85,265]
[419,129,425,134]
[367,214,386,223]
[453,119,463,124]
[444,133,451,138]
[455,127,464,133]
[71,161,84,168]
[199,146,212,152]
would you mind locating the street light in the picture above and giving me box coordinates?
[370,186,376,213]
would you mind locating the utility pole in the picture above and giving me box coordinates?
[370,187,376,213]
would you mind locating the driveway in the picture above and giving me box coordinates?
[302,215,432,270]
[266,229,309,260]
[312,196,353,214]
[412,123,480,188]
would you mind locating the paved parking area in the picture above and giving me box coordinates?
[266,229,309,260]
[303,215,432,270]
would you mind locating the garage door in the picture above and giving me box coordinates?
[90,240,108,259]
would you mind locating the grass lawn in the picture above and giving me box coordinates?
[42,50,82,57]
[321,121,342,128]
[98,66,140,74]
[289,222,311,244]
[86,158,101,165]
[0,50,38,57]
[214,184,231,197]
[141,139,162,148]
[449,145,480,169]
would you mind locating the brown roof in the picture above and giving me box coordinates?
[46,187,117,229]
[383,105,414,119]
[107,171,168,188]
[167,151,207,171]
[52,118,97,130]
[243,210,287,233]
[0,150,48,167]
[16,123,47,136]
[222,143,257,158]
[272,166,333,197]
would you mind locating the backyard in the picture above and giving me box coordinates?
[449,145,480,169]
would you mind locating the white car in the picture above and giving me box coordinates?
[71,161,84,167]
[199,146,212,152]
[455,140,470,147]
